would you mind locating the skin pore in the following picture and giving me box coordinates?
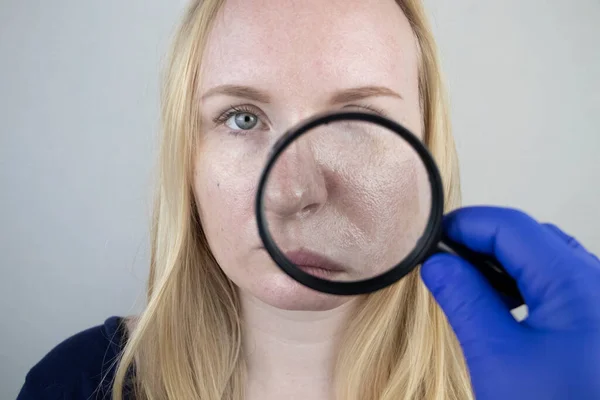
[193,0,423,398]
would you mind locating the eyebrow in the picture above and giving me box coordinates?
[329,86,403,103]
[201,84,403,104]
[202,85,271,103]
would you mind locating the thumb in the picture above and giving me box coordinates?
[421,253,518,348]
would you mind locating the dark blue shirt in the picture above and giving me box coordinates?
[16,316,128,400]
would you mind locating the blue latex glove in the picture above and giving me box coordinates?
[421,206,600,400]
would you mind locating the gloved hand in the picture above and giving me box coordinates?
[421,206,600,400]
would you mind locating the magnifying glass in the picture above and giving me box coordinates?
[255,111,524,306]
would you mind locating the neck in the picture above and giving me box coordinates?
[240,291,358,400]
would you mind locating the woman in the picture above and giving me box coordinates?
[17,0,600,399]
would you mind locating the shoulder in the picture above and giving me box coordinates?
[17,316,130,400]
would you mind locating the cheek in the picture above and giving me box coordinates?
[193,152,259,267]
[331,143,431,274]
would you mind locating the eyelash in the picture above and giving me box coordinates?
[212,103,387,135]
[345,104,387,116]
[213,104,264,125]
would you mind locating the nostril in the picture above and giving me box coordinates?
[299,202,322,218]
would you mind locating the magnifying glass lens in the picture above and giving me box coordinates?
[259,117,432,283]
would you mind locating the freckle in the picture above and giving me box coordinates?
[217,182,220,188]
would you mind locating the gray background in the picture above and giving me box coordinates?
[1,1,598,398]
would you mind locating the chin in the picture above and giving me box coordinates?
[249,271,351,311]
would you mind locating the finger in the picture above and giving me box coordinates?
[421,253,518,349]
[442,206,577,306]
[543,223,600,264]
[543,223,584,250]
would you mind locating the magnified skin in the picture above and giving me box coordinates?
[264,120,431,282]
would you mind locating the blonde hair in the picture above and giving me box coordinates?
[112,0,472,399]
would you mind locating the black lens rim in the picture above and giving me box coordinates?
[255,111,445,295]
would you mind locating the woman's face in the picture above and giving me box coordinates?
[194,0,424,311]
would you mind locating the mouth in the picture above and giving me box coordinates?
[284,249,346,279]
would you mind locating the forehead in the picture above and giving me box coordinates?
[201,0,418,95]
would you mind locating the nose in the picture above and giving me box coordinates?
[263,137,328,219]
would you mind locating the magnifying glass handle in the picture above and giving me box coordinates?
[435,238,525,308]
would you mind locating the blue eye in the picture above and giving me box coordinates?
[226,112,258,130]
[214,105,267,135]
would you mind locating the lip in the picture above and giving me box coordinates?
[284,249,346,273]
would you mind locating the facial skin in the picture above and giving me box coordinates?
[194,0,424,312]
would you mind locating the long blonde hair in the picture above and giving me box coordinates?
[112,0,471,399]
